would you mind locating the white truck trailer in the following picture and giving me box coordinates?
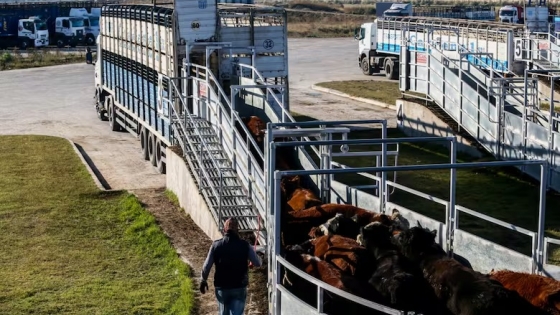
[355,17,526,79]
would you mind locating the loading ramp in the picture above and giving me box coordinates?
[399,20,560,190]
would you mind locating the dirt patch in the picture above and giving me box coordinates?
[131,187,268,315]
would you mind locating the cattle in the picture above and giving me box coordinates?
[240,115,266,145]
[489,269,560,315]
[309,209,409,240]
[309,213,361,239]
[286,204,395,226]
[282,250,387,315]
[357,222,450,314]
[394,225,548,315]
[306,234,374,279]
[235,116,267,168]
[282,204,396,246]
[286,188,322,212]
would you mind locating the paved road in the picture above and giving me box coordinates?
[0,37,395,190]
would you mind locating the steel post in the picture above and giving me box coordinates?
[380,120,388,213]
[273,172,282,314]
[448,137,457,257]
[537,163,548,273]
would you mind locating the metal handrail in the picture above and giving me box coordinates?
[236,63,288,122]
[166,78,227,225]
[186,63,267,221]
[423,43,501,133]
[275,256,404,315]
[188,63,265,161]
[455,43,531,108]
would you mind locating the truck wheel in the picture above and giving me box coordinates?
[86,35,95,46]
[148,132,157,166]
[56,38,65,48]
[384,60,399,80]
[140,127,149,161]
[108,99,121,132]
[19,40,29,50]
[70,41,77,48]
[95,91,107,121]
[155,140,166,174]
[361,58,373,75]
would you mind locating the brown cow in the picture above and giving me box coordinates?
[286,204,394,227]
[489,269,560,315]
[282,251,386,313]
[310,234,374,279]
[241,115,266,145]
[286,188,323,212]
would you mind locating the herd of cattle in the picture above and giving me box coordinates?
[237,116,560,315]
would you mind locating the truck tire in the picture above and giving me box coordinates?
[140,127,149,161]
[86,35,95,46]
[56,38,65,48]
[155,140,166,174]
[108,99,121,132]
[384,59,399,80]
[19,40,29,50]
[361,58,373,75]
[148,132,157,167]
[95,90,108,121]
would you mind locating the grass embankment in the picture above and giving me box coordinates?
[290,111,560,263]
[0,136,194,314]
[0,50,88,71]
[283,2,374,38]
[317,81,403,105]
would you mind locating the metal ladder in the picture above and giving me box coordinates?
[168,85,265,245]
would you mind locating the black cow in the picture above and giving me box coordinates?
[394,225,549,315]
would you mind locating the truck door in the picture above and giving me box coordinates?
[18,21,35,39]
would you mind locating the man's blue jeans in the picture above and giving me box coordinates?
[215,286,247,315]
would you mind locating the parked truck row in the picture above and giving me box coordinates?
[0,2,103,49]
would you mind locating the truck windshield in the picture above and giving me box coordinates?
[70,18,84,27]
[35,21,47,31]
[500,10,516,16]
[90,17,99,27]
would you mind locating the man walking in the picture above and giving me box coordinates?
[200,217,262,315]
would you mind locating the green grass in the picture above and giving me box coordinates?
[290,112,560,263]
[317,81,408,105]
[165,189,181,208]
[0,135,194,315]
[0,50,88,71]
[540,102,560,113]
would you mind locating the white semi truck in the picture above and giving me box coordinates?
[355,17,527,79]
[54,16,85,47]
[70,7,100,46]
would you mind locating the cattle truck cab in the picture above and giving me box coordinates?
[70,8,99,46]
[355,21,399,80]
[54,16,85,48]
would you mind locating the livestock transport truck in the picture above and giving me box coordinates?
[355,16,528,79]
[93,1,289,265]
